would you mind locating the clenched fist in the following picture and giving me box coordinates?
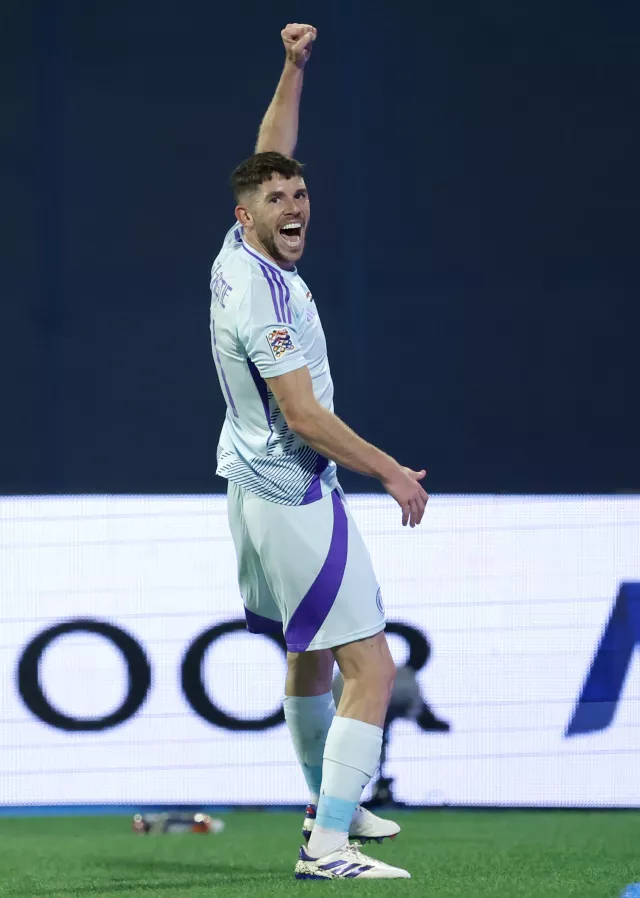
[282,23,317,69]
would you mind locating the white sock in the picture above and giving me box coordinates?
[306,716,382,859]
[283,691,335,805]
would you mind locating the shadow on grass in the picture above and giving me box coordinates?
[18,857,287,895]
[91,856,286,875]
[22,873,276,896]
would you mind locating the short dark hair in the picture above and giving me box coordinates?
[231,151,304,202]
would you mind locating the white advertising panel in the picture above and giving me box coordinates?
[1,494,639,807]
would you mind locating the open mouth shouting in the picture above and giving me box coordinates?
[279,220,304,250]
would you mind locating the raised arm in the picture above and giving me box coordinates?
[255,23,317,157]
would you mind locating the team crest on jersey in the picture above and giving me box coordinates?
[267,327,297,361]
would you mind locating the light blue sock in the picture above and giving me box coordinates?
[283,691,335,804]
[307,716,383,858]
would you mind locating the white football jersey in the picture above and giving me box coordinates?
[210,223,338,505]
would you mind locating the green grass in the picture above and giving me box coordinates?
[0,811,638,897]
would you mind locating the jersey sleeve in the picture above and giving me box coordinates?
[237,275,307,379]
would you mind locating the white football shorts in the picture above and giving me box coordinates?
[226,482,386,652]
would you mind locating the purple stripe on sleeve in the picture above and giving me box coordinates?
[277,279,287,322]
[259,263,282,321]
[247,359,274,448]
[301,455,330,505]
[244,606,282,635]
[266,266,286,322]
[272,270,293,324]
[280,277,293,324]
[284,490,348,652]
[211,321,239,417]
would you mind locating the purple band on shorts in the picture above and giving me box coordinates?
[244,607,282,635]
[284,490,348,652]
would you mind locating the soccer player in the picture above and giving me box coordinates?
[210,24,428,880]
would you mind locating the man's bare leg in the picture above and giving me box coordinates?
[332,632,395,726]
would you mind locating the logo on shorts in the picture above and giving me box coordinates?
[266,328,297,361]
[376,588,384,614]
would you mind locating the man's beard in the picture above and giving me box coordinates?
[256,223,290,263]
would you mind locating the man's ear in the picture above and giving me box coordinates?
[235,205,252,227]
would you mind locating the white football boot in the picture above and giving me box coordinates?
[302,804,400,845]
[295,841,411,880]
[302,803,401,845]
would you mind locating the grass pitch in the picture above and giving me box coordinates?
[0,810,638,897]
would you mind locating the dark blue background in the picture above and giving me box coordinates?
[2,0,639,495]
